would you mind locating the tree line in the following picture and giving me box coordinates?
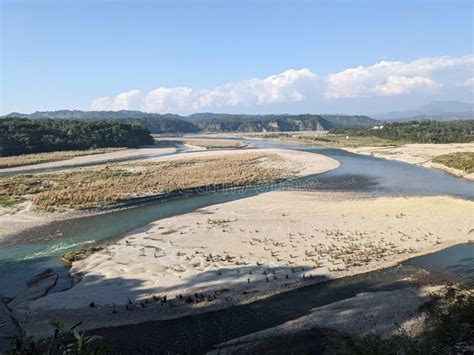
[2,110,377,132]
[333,120,474,143]
[0,118,154,156]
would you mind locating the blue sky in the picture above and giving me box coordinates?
[1,0,473,115]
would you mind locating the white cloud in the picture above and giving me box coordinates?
[464,77,474,87]
[90,90,140,111]
[245,68,316,105]
[112,89,140,110]
[325,55,472,99]
[90,55,473,113]
[375,75,440,96]
[140,68,316,113]
[399,56,473,74]
[142,87,194,112]
[90,96,111,111]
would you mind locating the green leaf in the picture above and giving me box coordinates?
[45,319,64,331]
[70,320,83,330]
[85,335,103,344]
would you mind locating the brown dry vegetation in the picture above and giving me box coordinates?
[182,139,249,149]
[0,148,125,169]
[0,153,289,211]
[248,132,396,147]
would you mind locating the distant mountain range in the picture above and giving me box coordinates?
[2,111,377,133]
[188,113,376,132]
[2,110,200,134]
[3,101,472,133]
[372,101,474,122]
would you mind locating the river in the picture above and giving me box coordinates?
[0,137,473,334]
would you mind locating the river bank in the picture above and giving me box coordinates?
[158,137,251,150]
[13,191,474,336]
[0,146,178,175]
[342,143,474,180]
[3,138,473,351]
[245,133,474,181]
[0,148,339,241]
[211,285,438,352]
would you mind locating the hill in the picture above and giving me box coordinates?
[320,114,377,128]
[333,120,474,144]
[373,101,474,122]
[188,113,377,131]
[0,118,154,156]
[2,111,377,133]
[2,110,199,134]
[189,114,333,132]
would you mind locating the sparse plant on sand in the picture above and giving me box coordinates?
[9,320,107,355]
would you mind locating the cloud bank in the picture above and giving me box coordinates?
[91,89,140,111]
[141,68,316,112]
[91,55,473,114]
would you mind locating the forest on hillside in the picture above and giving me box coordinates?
[333,120,474,144]
[2,111,377,133]
[0,118,154,156]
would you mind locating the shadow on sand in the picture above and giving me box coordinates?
[38,263,432,354]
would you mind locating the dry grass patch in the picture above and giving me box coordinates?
[0,148,125,169]
[248,132,396,148]
[0,153,290,210]
[432,152,474,173]
[182,139,249,149]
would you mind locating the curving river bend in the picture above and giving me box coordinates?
[0,137,473,351]
[1,138,473,295]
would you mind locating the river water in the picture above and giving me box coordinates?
[0,138,473,299]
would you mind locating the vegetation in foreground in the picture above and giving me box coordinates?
[432,152,474,174]
[0,148,125,169]
[333,120,474,144]
[0,118,154,156]
[0,153,288,210]
[10,320,107,355]
[331,286,474,355]
[214,286,473,354]
[7,287,472,354]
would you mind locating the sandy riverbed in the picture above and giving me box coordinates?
[0,201,61,240]
[343,143,474,180]
[0,146,177,174]
[0,146,175,239]
[16,191,473,335]
[0,149,339,241]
